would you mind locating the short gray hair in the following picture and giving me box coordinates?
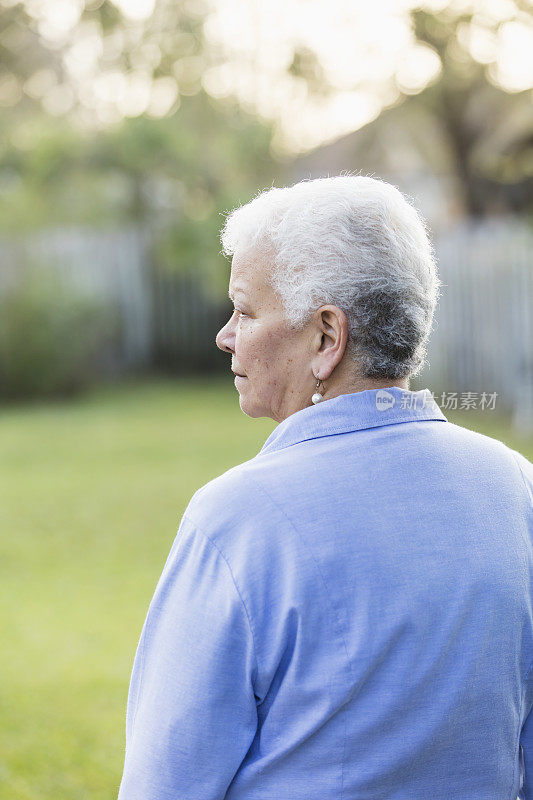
[221,175,442,380]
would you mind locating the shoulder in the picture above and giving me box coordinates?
[507,446,533,507]
[446,422,533,509]
[182,454,283,549]
[444,421,530,463]
[177,455,306,630]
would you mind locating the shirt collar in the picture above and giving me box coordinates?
[259,386,448,456]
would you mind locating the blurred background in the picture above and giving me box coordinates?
[0,0,532,797]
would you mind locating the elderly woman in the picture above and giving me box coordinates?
[118,176,533,800]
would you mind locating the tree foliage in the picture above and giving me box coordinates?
[0,0,281,291]
[409,4,533,215]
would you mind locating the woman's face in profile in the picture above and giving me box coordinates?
[215,247,315,422]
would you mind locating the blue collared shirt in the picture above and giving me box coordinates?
[118,387,533,800]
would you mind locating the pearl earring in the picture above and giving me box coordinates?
[311,377,325,404]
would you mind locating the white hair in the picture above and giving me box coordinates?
[220,175,442,380]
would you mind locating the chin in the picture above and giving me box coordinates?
[239,397,263,418]
[238,393,271,420]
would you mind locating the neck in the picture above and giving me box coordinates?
[322,370,410,402]
[277,372,411,423]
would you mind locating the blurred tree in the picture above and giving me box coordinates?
[85,90,276,222]
[83,90,279,293]
[0,2,64,113]
[409,4,533,216]
[0,91,278,298]
[0,0,206,123]
[0,0,280,294]
[293,1,533,219]
[288,45,334,99]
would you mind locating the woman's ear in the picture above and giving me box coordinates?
[317,309,338,351]
[311,305,349,379]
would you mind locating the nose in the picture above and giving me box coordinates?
[216,315,236,353]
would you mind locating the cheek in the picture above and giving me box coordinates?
[235,321,253,351]
[237,318,294,370]
[236,321,263,352]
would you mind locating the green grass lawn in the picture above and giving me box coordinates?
[1,376,531,800]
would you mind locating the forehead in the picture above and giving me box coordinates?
[228,247,271,298]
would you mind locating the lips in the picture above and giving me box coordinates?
[232,369,247,377]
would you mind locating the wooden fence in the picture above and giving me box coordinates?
[421,219,533,430]
[0,226,154,370]
[0,220,532,427]
[0,225,230,374]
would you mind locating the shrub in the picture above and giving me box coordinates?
[0,266,120,400]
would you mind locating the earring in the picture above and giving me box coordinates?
[311,377,325,404]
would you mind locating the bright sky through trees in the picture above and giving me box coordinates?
[8,0,533,154]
